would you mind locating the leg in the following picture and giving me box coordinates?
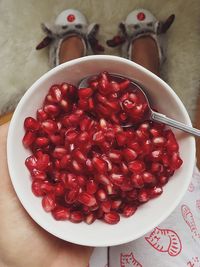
[131,36,160,76]
[59,36,84,63]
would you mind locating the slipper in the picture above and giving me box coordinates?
[36,9,104,67]
[106,8,175,65]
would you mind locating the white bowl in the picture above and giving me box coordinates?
[7,55,195,247]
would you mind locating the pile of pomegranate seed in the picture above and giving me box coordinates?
[23,72,183,225]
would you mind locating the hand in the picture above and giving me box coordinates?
[0,123,92,267]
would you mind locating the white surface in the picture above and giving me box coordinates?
[7,55,195,247]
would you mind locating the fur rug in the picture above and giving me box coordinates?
[0,0,200,120]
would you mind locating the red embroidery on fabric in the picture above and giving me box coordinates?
[137,12,146,21]
[181,204,200,239]
[145,227,182,256]
[120,252,142,267]
[188,182,195,192]
[196,200,200,211]
[187,256,200,267]
[67,14,75,22]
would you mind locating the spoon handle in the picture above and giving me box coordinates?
[151,111,200,137]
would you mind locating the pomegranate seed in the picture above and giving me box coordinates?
[101,155,113,171]
[22,131,36,148]
[78,87,93,98]
[171,152,183,170]
[92,156,108,173]
[35,137,49,147]
[85,213,96,224]
[96,208,104,219]
[60,82,69,96]
[162,154,170,168]
[49,134,62,145]
[31,169,46,180]
[37,108,48,121]
[65,189,79,204]
[60,99,71,112]
[108,150,121,163]
[65,129,78,143]
[159,175,169,185]
[142,140,152,155]
[151,149,163,161]
[32,180,46,196]
[128,160,145,173]
[153,136,166,146]
[72,149,87,164]
[149,186,163,198]
[24,117,40,131]
[42,193,56,212]
[127,189,138,200]
[120,180,133,191]
[52,146,68,159]
[101,200,111,213]
[96,189,107,202]
[122,205,137,217]
[99,118,108,129]
[105,183,117,195]
[120,161,129,175]
[128,142,141,153]
[77,131,90,143]
[131,174,144,188]
[103,211,120,224]
[60,154,71,169]
[86,180,98,194]
[70,211,84,223]
[151,163,164,174]
[138,189,150,203]
[36,153,50,171]
[150,128,160,137]
[25,155,37,170]
[42,120,58,134]
[79,117,92,131]
[52,207,70,220]
[139,122,150,131]
[71,160,82,172]
[64,173,78,189]
[77,175,86,187]
[78,192,97,207]
[44,104,60,117]
[111,199,122,210]
[48,85,62,103]
[110,173,125,186]
[96,174,110,185]
[142,172,156,185]
[115,132,127,146]
[54,183,64,196]
[93,131,105,143]
[85,159,94,172]
[123,148,137,162]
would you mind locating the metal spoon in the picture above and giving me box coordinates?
[79,74,200,137]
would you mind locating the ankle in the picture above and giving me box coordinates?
[59,36,84,64]
[131,36,160,76]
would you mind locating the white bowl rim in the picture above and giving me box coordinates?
[7,55,195,246]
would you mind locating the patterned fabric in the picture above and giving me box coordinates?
[89,166,200,267]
